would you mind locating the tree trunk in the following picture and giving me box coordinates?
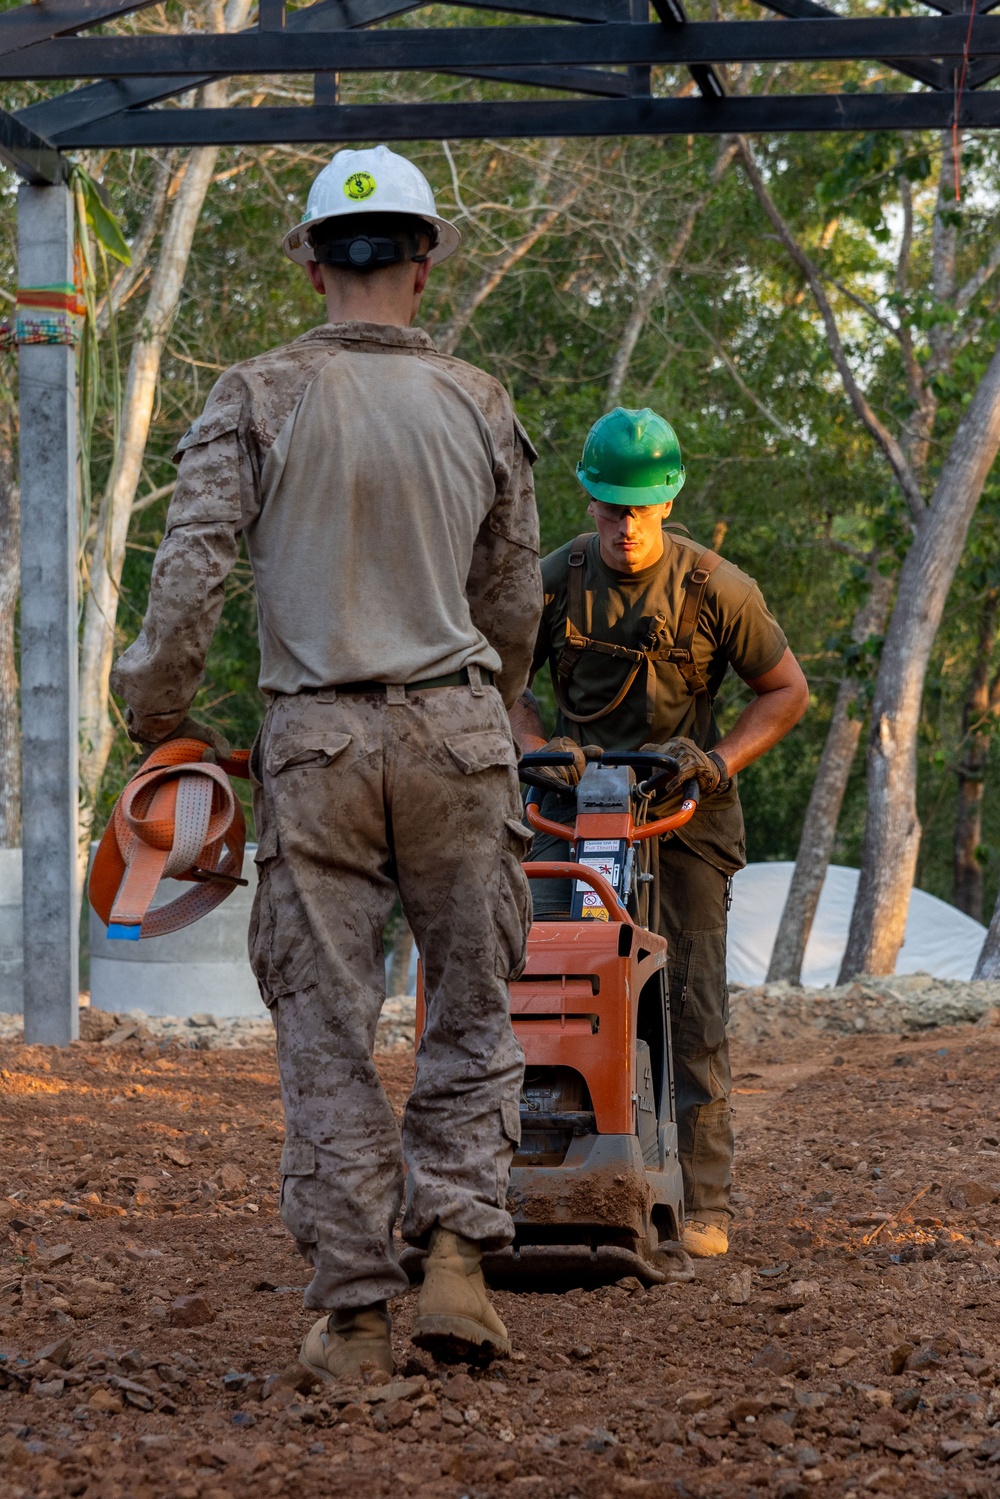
[766,565,893,984]
[76,0,251,880]
[839,340,1000,981]
[0,397,21,848]
[973,890,1000,979]
[387,917,415,997]
[953,589,1000,920]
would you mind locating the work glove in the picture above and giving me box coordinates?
[136,715,233,766]
[640,737,728,797]
[528,736,601,793]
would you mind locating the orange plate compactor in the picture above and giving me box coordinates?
[415,749,700,1289]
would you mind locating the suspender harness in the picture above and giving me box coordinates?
[553,533,724,736]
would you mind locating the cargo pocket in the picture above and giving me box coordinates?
[495,815,533,980]
[444,728,517,775]
[265,731,352,776]
[249,824,318,1004]
[497,1096,522,1205]
[501,1096,522,1150]
[279,1136,318,1246]
[668,928,729,1060]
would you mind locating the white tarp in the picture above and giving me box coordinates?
[727,862,986,988]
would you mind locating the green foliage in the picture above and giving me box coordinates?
[4,19,1000,921]
[71,167,132,267]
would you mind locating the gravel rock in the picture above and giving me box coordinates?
[729,976,1000,1043]
[3,980,995,1050]
[169,1293,215,1328]
[1,994,418,1050]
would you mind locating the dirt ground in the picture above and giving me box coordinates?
[2,1021,1000,1499]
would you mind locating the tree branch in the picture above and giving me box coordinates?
[897,164,913,298]
[956,240,1000,315]
[814,268,898,338]
[436,148,601,358]
[606,134,738,408]
[682,299,796,442]
[737,137,926,526]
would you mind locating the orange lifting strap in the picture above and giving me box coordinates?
[89,738,252,942]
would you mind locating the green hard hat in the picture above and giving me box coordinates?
[576,406,686,507]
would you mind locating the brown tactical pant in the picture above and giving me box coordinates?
[249,685,530,1310]
[654,839,733,1229]
[529,795,733,1228]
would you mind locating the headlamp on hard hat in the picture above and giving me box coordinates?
[308,214,438,273]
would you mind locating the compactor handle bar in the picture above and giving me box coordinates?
[516,749,576,793]
[518,746,692,797]
[518,747,700,845]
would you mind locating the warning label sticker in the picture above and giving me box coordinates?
[576,855,620,890]
[580,891,609,921]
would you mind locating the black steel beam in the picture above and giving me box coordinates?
[649,0,725,99]
[896,0,1000,14]
[14,0,628,141]
[50,90,1000,149]
[0,105,65,182]
[971,57,1000,86]
[16,0,425,140]
[19,76,196,138]
[0,0,160,61]
[750,0,949,89]
[0,0,624,58]
[446,65,630,95]
[7,17,1000,77]
[451,0,628,17]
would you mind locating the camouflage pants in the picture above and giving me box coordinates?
[528,795,733,1227]
[250,685,530,1310]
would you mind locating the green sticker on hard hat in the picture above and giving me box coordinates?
[344,171,377,202]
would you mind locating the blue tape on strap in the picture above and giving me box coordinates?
[107,923,142,942]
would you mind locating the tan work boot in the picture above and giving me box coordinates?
[412,1228,511,1362]
[682,1220,729,1258]
[299,1302,393,1384]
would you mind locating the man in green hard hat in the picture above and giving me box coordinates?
[510,407,808,1258]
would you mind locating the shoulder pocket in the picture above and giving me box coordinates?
[444,729,517,775]
[514,416,538,464]
[173,402,242,461]
[265,731,352,777]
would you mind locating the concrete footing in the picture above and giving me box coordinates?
[88,847,263,1019]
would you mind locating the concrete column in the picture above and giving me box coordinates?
[18,182,79,1046]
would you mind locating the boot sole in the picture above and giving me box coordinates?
[412,1314,511,1364]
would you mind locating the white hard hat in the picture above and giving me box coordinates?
[282,144,461,267]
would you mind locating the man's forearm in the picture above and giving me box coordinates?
[110,520,239,742]
[508,688,547,754]
[713,648,809,776]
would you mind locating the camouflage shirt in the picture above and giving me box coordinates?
[111,321,542,739]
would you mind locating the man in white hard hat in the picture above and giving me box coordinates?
[112,145,541,1378]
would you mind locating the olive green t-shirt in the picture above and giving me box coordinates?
[530,530,787,874]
